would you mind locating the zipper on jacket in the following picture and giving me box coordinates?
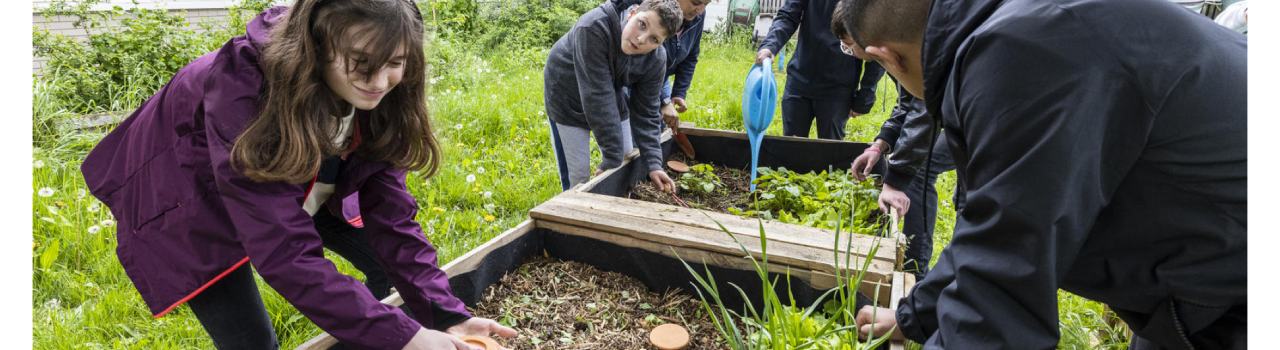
[1168,299,1196,350]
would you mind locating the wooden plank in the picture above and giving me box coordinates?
[295,220,537,350]
[530,198,897,284]
[537,220,896,305]
[558,191,896,264]
[889,272,907,350]
[531,193,897,275]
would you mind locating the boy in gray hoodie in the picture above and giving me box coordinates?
[544,0,683,192]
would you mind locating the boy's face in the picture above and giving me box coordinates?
[621,9,669,55]
[678,0,708,21]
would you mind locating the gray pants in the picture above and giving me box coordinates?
[548,118,633,190]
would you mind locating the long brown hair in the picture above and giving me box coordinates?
[232,0,439,183]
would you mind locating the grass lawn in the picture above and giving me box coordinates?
[32,31,1126,349]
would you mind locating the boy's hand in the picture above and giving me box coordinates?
[662,103,680,132]
[672,97,688,113]
[878,183,910,220]
[649,170,676,193]
[855,306,906,341]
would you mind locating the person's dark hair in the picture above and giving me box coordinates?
[836,0,931,48]
[831,0,850,39]
[638,0,684,40]
[234,0,440,183]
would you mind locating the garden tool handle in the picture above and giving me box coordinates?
[890,207,901,235]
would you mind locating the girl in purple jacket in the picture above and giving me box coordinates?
[80,1,514,349]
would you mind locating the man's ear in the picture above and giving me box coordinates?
[864,45,904,74]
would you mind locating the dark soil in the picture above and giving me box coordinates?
[630,153,755,213]
[470,256,725,350]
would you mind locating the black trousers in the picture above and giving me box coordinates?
[780,94,856,140]
[900,133,961,280]
[185,209,394,350]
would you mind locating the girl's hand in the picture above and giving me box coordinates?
[446,317,518,340]
[402,327,474,350]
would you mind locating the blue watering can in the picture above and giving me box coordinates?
[742,58,778,191]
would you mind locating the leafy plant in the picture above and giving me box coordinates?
[727,167,881,233]
[678,163,724,195]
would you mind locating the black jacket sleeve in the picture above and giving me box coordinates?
[759,0,805,55]
[896,30,1150,348]
[850,61,886,114]
[881,91,934,190]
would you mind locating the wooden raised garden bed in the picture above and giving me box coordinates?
[299,126,913,350]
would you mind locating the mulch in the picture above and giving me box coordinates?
[470,256,726,349]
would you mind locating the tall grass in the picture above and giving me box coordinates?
[678,195,894,350]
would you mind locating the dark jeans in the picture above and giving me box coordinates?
[186,209,394,350]
[781,94,856,140]
[900,133,961,279]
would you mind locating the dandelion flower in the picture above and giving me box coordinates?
[465,174,476,183]
[100,219,115,227]
[33,160,44,168]
[482,191,493,199]
[432,207,446,213]
[483,214,496,222]
[87,202,101,212]
[87,225,101,235]
[477,166,486,174]
[37,187,54,197]
[454,123,463,130]
[77,188,86,199]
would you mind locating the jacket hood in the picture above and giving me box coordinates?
[245,6,290,58]
[921,0,1004,118]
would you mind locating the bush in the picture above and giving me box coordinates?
[33,0,269,114]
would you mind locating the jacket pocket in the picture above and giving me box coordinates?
[107,146,192,234]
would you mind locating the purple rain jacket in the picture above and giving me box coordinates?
[79,7,469,349]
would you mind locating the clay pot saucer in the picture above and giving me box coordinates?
[667,160,690,173]
[460,335,502,350]
[649,323,691,350]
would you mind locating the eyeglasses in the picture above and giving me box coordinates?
[839,40,856,56]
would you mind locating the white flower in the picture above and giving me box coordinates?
[87,202,101,212]
[454,123,463,130]
[482,191,493,199]
[100,219,114,227]
[477,166,486,174]
[46,205,59,214]
[77,188,86,199]
[430,77,439,85]
[465,174,476,183]
[484,203,497,212]
[37,187,55,197]
[87,225,101,235]
[45,298,60,309]
[33,160,44,168]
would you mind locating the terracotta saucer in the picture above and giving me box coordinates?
[649,323,691,350]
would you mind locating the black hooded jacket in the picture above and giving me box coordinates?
[897,0,1247,348]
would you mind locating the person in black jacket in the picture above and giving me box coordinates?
[835,7,959,280]
[756,0,885,140]
[837,0,1246,348]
